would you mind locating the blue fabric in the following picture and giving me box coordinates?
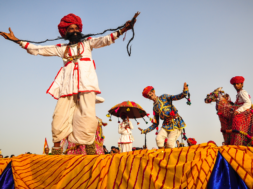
[208,152,248,189]
[0,162,15,189]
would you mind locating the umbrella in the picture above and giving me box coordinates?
[107,101,150,124]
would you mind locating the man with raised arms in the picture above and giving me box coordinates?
[0,13,136,154]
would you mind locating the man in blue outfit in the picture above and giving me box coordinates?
[138,83,188,149]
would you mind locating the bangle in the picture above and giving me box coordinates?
[119,29,123,35]
[19,41,23,47]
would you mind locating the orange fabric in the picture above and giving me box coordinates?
[0,143,217,189]
[0,158,11,175]
[5,144,253,188]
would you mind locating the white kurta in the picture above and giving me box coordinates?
[235,90,252,113]
[118,120,134,152]
[20,32,118,99]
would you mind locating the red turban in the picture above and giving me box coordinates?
[142,86,154,98]
[230,76,245,85]
[187,138,197,145]
[58,13,83,37]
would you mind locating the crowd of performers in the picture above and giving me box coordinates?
[0,13,252,156]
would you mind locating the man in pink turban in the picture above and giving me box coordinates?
[0,13,137,155]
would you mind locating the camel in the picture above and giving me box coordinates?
[205,87,253,146]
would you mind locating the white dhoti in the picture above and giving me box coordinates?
[118,135,133,153]
[156,128,181,148]
[52,92,97,145]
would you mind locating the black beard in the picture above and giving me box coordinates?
[65,32,82,43]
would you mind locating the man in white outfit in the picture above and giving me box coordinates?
[0,13,136,154]
[118,114,134,152]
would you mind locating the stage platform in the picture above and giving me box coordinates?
[0,143,252,189]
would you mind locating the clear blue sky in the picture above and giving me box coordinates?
[0,0,253,156]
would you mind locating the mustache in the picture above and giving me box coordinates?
[15,24,125,44]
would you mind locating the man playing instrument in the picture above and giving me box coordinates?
[0,13,136,154]
[138,83,188,149]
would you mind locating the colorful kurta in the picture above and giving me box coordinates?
[142,89,188,134]
[20,32,118,99]
[94,117,106,155]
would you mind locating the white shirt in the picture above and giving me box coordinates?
[235,90,252,113]
[118,120,133,135]
[20,32,118,99]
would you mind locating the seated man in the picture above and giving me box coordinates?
[138,83,188,149]
[230,76,252,145]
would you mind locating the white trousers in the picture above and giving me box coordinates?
[52,92,97,145]
[156,128,181,148]
[120,143,132,153]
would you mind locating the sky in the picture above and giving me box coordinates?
[0,0,253,156]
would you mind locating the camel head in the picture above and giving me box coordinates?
[205,87,230,104]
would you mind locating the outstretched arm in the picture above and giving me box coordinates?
[89,16,138,50]
[138,114,159,134]
[19,42,64,57]
[0,27,20,44]
[166,82,189,101]
[0,28,64,57]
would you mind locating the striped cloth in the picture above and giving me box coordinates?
[1,143,252,188]
[0,158,11,175]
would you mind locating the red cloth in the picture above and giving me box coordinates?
[230,76,245,84]
[142,86,154,98]
[58,13,83,37]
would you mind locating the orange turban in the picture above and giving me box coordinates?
[58,13,83,37]
[142,86,154,98]
[230,76,245,85]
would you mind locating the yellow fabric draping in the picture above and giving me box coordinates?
[0,158,11,175]
[4,143,253,188]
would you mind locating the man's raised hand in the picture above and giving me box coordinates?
[0,27,19,43]
[183,82,188,91]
